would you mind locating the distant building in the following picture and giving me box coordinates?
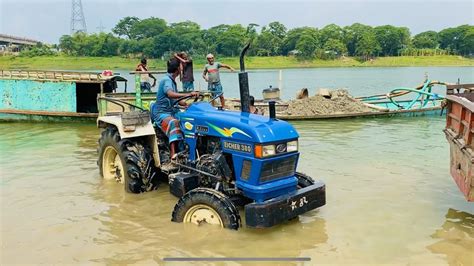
[288,50,300,56]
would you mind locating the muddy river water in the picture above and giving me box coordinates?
[1,115,472,264]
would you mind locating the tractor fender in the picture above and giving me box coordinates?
[97,115,161,168]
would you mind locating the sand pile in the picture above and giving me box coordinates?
[284,89,373,116]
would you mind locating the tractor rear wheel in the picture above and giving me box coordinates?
[171,188,240,230]
[296,172,315,188]
[98,126,159,193]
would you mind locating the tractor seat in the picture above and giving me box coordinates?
[149,103,168,141]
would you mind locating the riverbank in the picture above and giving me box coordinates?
[0,55,473,70]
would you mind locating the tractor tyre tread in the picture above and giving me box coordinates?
[97,126,158,193]
[171,188,241,230]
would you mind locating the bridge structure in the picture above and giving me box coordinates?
[0,34,40,46]
[0,34,40,53]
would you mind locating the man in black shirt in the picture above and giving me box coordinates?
[174,52,194,92]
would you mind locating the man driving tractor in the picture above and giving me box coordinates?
[151,58,199,159]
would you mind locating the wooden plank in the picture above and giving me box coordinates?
[129,71,166,74]
[0,109,98,117]
[0,70,103,83]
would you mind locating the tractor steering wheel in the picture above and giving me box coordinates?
[172,93,204,110]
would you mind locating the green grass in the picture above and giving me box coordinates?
[0,55,472,71]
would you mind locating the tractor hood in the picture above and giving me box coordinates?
[178,102,299,143]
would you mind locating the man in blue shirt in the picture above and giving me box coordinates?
[152,58,199,158]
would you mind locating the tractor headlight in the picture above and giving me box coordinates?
[255,144,276,158]
[287,140,298,152]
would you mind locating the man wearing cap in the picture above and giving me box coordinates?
[202,53,235,108]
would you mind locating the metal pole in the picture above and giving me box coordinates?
[278,69,282,91]
[135,74,142,108]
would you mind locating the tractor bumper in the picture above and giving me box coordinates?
[245,181,326,228]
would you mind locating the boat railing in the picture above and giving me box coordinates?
[387,80,445,109]
[97,96,147,117]
[446,83,474,95]
[0,70,105,83]
[358,79,447,109]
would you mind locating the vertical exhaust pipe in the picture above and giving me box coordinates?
[239,42,251,113]
[269,101,276,119]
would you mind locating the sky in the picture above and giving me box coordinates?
[0,0,473,44]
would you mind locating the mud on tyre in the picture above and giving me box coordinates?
[171,188,241,230]
[97,126,159,193]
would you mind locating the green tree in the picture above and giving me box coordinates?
[320,24,345,45]
[20,43,55,57]
[296,32,319,58]
[319,38,347,59]
[254,22,287,56]
[130,17,167,40]
[374,25,410,56]
[202,24,230,54]
[112,16,140,39]
[169,21,206,55]
[459,26,474,55]
[281,27,318,55]
[59,35,75,55]
[356,31,381,60]
[254,29,273,56]
[212,24,247,56]
[119,39,142,57]
[154,31,180,57]
[268,21,287,39]
[412,31,439,49]
[343,23,373,56]
[439,25,474,55]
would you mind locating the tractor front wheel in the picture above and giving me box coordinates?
[171,188,240,230]
[98,127,158,193]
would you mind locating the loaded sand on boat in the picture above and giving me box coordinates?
[283,89,374,116]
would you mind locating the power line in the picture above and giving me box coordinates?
[97,21,105,33]
[71,0,87,34]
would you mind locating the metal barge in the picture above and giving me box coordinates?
[0,70,127,122]
[0,70,447,122]
[444,83,474,201]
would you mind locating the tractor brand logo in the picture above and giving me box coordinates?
[207,123,251,138]
[223,141,252,153]
[184,122,193,131]
[196,125,209,133]
[276,143,287,153]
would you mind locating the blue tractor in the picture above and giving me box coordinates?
[96,44,325,229]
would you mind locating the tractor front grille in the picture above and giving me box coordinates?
[260,155,297,183]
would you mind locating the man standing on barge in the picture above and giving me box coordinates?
[136,58,156,93]
[202,53,235,108]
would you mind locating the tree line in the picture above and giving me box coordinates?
[27,17,474,60]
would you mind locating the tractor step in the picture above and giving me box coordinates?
[160,162,179,173]
[169,172,199,198]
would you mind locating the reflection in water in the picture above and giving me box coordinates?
[91,180,328,264]
[428,208,474,266]
[1,116,472,264]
